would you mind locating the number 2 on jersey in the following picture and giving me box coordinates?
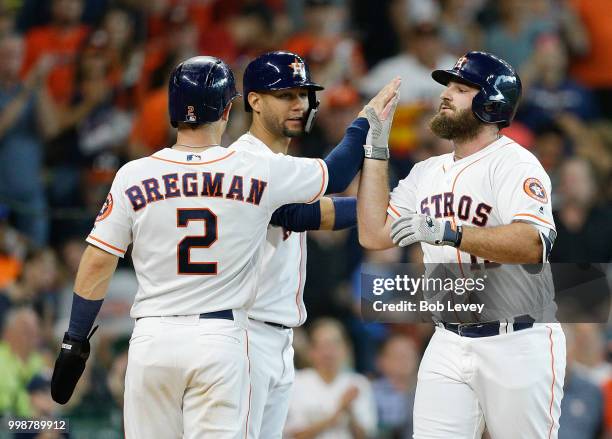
[177,208,217,274]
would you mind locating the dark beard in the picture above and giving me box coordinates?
[429,108,483,142]
[282,126,304,138]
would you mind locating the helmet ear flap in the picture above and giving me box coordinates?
[471,88,508,125]
[471,90,489,124]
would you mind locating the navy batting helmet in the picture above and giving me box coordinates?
[243,51,324,132]
[432,51,521,128]
[168,56,240,128]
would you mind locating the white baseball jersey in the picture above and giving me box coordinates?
[230,134,308,327]
[387,135,556,320]
[86,146,327,318]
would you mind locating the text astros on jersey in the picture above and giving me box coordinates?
[387,135,555,265]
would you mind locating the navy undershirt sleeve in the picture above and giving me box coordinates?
[270,197,357,232]
[323,117,369,194]
[270,201,321,232]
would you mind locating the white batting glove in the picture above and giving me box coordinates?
[390,213,463,247]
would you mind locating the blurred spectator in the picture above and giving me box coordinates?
[570,323,612,385]
[0,307,44,417]
[224,2,278,59]
[519,35,598,133]
[0,204,27,297]
[303,230,353,323]
[285,318,377,439]
[302,82,364,159]
[437,0,483,55]
[373,334,419,439]
[47,31,131,223]
[127,67,172,159]
[348,247,401,374]
[558,324,604,439]
[100,6,145,108]
[524,0,588,55]
[26,374,57,418]
[532,126,566,186]
[360,22,455,106]
[0,7,17,37]
[285,0,365,87]
[0,34,58,246]
[4,248,62,345]
[482,0,552,70]
[21,0,89,104]
[351,0,400,69]
[569,0,612,118]
[551,158,612,262]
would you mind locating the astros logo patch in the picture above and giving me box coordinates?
[523,178,548,203]
[96,193,113,222]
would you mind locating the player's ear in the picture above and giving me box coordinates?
[248,92,262,113]
[221,102,232,121]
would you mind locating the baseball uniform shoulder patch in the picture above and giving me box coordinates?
[96,193,114,222]
[523,178,548,203]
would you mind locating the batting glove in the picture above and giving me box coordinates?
[363,91,399,160]
[390,213,463,247]
[51,326,98,404]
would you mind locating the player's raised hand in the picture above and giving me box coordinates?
[363,86,400,156]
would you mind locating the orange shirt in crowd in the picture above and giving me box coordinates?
[570,0,612,88]
[0,256,21,289]
[22,25,90,104]
[129,87,170,155]
[601,379,612,433]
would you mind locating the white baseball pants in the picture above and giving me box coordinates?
[246,319,295,439]
[413,323,566,439]
[123,313,250,439]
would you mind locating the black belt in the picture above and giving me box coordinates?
[200,310,234,320]
[138,310,234,321]
[249,318,291,330]
[442,315,535,338]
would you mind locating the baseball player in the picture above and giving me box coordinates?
[49,56,347,439]
[357,52,566,439]
[229,51,400,439]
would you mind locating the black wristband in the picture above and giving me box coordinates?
[441,222,463,247]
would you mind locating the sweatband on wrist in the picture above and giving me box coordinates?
[332,197,357,230]
[67,293,104,341]
[324,117,369,194]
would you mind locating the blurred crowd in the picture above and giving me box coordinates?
[0,0,611,438]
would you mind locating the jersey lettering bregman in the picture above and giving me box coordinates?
[124,172,268,211]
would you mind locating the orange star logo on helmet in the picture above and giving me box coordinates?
[289,59,306,78]
[454,56,468,70]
